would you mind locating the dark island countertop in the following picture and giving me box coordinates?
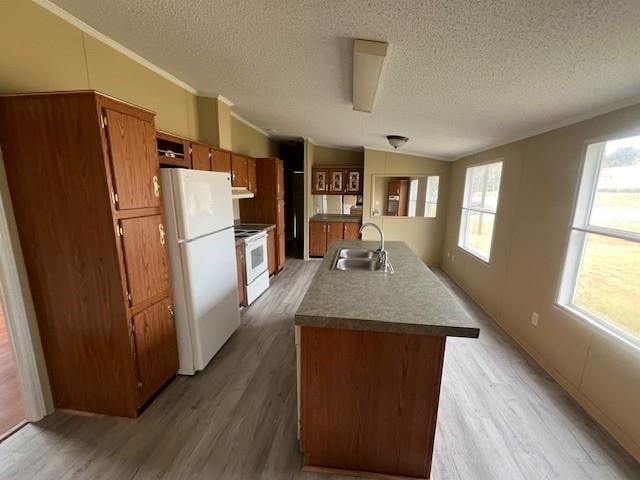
[309,214,362,223]
[295,240,479,338]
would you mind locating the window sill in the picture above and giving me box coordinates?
[555,303,640,353]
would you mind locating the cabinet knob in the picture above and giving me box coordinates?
[159,224,166,245]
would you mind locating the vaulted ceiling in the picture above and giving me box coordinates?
[51,0,640,159]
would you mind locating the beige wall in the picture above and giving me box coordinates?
[313,145,363,166]
[362,149,451,266]
[0,1,199,138]
[230,116,277,158]
[442,104,640,461]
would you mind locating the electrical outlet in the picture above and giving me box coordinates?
[531,312,539,327]
[447,252,451,259]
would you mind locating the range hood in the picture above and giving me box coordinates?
[232,187,254,199]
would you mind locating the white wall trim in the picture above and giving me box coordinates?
[230,111,270,137]
[311,141,363,153]
[454,94,640,161]
[0,151,51,422]
[32,0,199,95]
[364,145,450,162]
[216,95,234,107]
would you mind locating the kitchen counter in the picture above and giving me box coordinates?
[309,214,362,223]
[295,240,478,337]
[295,240,480,479]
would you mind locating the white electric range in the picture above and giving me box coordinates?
[234,227,269,305]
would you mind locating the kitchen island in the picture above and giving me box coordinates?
[295,240,479,480]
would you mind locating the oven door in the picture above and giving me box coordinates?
[244,234,268,283]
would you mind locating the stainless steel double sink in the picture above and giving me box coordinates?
[331,248,394,273]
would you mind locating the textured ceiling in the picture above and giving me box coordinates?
[51,0,640,159]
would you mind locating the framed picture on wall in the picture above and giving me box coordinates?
[330,170,343,192]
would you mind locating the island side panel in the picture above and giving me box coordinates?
[300,326,446,479]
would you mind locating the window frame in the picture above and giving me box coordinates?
[556,131,640,349]
[457,159,504,263]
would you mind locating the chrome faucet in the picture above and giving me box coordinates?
[359,222,392,272]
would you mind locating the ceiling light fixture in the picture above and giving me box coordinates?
[387,135,409,149]
[353,39,388,113]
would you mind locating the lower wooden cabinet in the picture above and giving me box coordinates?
[310,221,361,257]
[133,297,179,406]
[267,230,277,276]
[236,244,245,306]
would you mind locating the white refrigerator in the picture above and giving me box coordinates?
[161,168,240,375]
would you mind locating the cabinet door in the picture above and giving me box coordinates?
[236,244,245,306]
[277,232,286,270]
[211,149,231,173]
[343,222,361,241]
[312,168,329,194]
[309,222,327,257]
[191,143,211,171]
[247,157,257,193]
[276,160,284,199]
[346,168,363,194]
[232,154,248,187]
[120,215,170,306]
[276,198,285,234]
[104,108,159,210]
[133,297,178,405]
[267,230,277,275]
[326,222,344,250]
[329,169,345,193]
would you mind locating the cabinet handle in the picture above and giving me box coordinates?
[153,175,160,197]
[159,224,165,245]
[327,224,330,233]
[168,305,174,321]
[323,224,326,233]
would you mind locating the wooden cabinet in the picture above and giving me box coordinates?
[343,222,361,241]
[236,243,245,307]
[156,131,190,169]
[104,108,161,210]
[231,154,248,187]
[0,92,178,417]
[309,220,362,256]
[191,143,211,171]
[309,222,327,257]
[247,157,257,194]
[312,166,363,195]
[211,148,231,173]
[345,167,363,194]
[312,168,329,194]
[267,230,277,276]
[132,297,179,405]
[387,179,409,216]
[239,158,286,272]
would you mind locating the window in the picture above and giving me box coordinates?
[407,179,419,217]
[425,176,439,217]
[558,134,640,345]
[458,161,503,262]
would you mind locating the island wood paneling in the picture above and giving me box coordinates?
[300,326,445,479]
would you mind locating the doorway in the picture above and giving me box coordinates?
[0,300,24,438]
[279,140,305,259]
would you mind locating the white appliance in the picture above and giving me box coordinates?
[235,228,270,305]
[161,169,240,375]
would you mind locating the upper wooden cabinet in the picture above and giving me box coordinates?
[247,157,257,194]
[312,166,363,195]
[157,131,190,169]
[211,148,231,173]
[312,167,329,194]
[0,92,177,418]
[191,143,211,171]
[104,108,161,210]
[231,154,248,187]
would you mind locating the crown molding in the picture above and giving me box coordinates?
[216,95,234,107]
[363,145,451,162]
[32,0,198,95]
[229,111,269,137]
[454,94,640,161]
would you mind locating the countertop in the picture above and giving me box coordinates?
[295,240,479,338]
[310,214,362,223]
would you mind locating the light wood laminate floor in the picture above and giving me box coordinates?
[0,304,24,437]
[0,259,638,479]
